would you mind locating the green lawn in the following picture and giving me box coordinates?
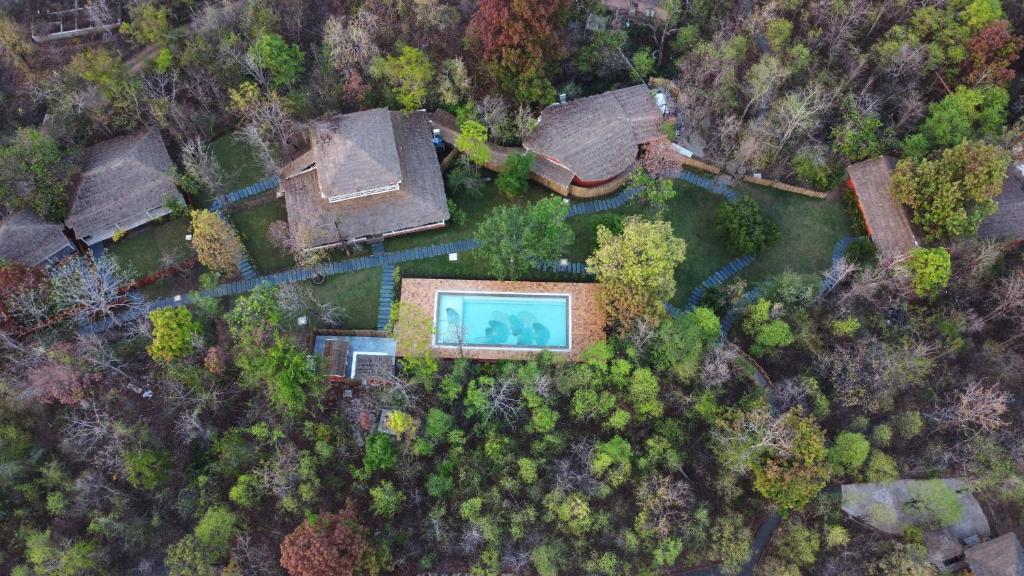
[209,135,269,199]
[107,217,194,279]
[228,198,295,273]
[296,269,381,330]
[661,182,737,307]
[737,183,853,285]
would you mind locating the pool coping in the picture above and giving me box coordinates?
[431,290,573,351]
[397,279,607,361]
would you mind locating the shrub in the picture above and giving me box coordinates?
[871,424,893,447]
[893,411,924,440]
[827,432,870,476]
[496,152,534,197]
[518,457,539,485]
[229,473,263,508]
[908,479,964,528]
[907,247,952,298]
[716,197,779,254]
[864,450,899,482]
[773,518,821,568]
[361,433,397,478]
[124,449,171,491]
[831,317,861,338]
[147,307,199,363]
[825,525,850,548]
[370,480,406,519]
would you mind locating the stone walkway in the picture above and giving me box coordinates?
[671,169,740,202]
[685,254,756,310]
[209,176,280,211]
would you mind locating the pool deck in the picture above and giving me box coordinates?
[397,279,607,361]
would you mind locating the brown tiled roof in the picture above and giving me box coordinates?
[352,354,395,382]
[66,128,179,243]
[523,85,664,183]
[847,156,917,258]
[979,165,1024,241]
[311,108,402,198]
[0,210,73,266]
[967,534,1024,576]
[282,111,449,249]
[323,339,350,379]
[397,278,607,361]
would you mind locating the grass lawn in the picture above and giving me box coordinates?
[737,183,853,285]
[228,197,295,273]
[208,135,269,204]
[107,217,195,280]
[662,182,736,307]
[296,269,381,330]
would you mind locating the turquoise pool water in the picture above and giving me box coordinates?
[435,292,569,349]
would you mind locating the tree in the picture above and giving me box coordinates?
[120,2,171,46]
[964,20,1023,87]
[496,152,534,197]
[147,307,199,363]
[467,0,570,103]
[907,480,964,528]
[643,0,684,66]
[652,307,720,381]
[742,299,794,357]
[361,432,397,478]
[280,500,371,576]
[716,197,778,254]
[890,141,1010,241]
[249,33,305,88]
[123,448,171,490]
[629,168,677,213]
[832,105,886,162]
[827,432,871,477]
[165,506,238,576]
[191,210,245,276]
[371,45,433,112]
[455,119,491,166]
[752,413,830,513]
[912,86,1008,155]
[477,196,574,280]
[0,128,78,221]
[586,217,686,331]
[711,513,753,576]
[370,480,406,519]
[907,248,951,298]
[20,529,103,576]
[238,337,322,417]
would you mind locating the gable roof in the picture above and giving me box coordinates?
[0,210,74,266]
[979,164,1024,241]
[312,108,403,199]
[65,128,179,243]
[967,534,1024,576]
[282,110,449,249]
[523,85,664,183]
[847,156,917,258]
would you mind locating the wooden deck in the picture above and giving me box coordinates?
[397,278,606,361]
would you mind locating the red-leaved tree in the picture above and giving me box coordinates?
[964,20,1024,87]
[279,500,369,576]
[467,0,569,104]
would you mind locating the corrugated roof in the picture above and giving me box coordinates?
[967,534,1024,576]
[0,210,73,266]
[523,85,664,183]
[312,108,403,199]
[65,128,179,242]
[847,156,917,258]
[282,110,449,249]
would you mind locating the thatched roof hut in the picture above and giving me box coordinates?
[0,210,74,266]
[846,156,918,258]
[523,85,664,186]
[979,164,1024,242]
[281,109,449,250]
[966,533,1024,576]
[65,128,179,245]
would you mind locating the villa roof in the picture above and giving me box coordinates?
[311,108,403,199]
[65,127,179,242]
[847,156,917,258]
[282,110,449,249]
[523,85,664,183]
[966,534,1024,576]
[0,210,73,267]
[978,164,1024,241]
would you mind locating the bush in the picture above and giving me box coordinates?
[831,317,862,338]
[827,432,870,476]
[716,197,779,254]
[864,450,899,482]
[871,424,893,447]
[825,525,850,548]
[907,247,951,298]
[124,449,171,490]
[893,411,924,440]
[772,518,820,568]
[370,480,406,519]
[496,152,534,197]
[361,433,397,478]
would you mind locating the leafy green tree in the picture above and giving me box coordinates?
[238,337,322,417]
[586,216,686,331]
[496,152,534,197]
[907,480,964,528]
[147,307,199,363]
[864,449,900,482]
[191,210,244,276]
[123,449,171,490]
[628,368,664,421]
[711,513,752,576]
[870,542,937,576]
[477,196,574,280]
[652,307,720,381]
[370,480,406,519]
[591,436,633,488]
[165,506,238,576]
[0,128,78,221]
[228,473,263,508]
[716,197,778,254]
[753,414,830,513]
[910,85,1008,156]
[249,33,305,88]
[630,48,655,82]
[907,247,952,298]
[20,530,103,576]
[121,2,172,46]
[361,433,397,478]
[455,119,491,166]
[832,105,886,162]
[827,432,870,476]
[371,45,433,111]
[891,141,1010,240]
[742,299,794,357]
[629,168,677,213]
[772,518,821,568]
[225,283,282,344]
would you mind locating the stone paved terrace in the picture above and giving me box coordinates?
[397,279,606,361]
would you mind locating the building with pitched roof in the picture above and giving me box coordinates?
[0,210,75,267]
[846,156,918,259]
[65,127,180,246]
[280,109,449,251]
[979,163,1024,242]
[523,85,665,188]
[966,533,1024,576]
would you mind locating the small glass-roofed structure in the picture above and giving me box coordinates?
[312,331,397,384]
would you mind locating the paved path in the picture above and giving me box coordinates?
[671,169,740,202]
[565,186,640,217]
[821,235,859,294]
[686,254,756,310]
[210,177,279,211]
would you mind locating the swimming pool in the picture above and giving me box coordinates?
[434,292,570,349]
